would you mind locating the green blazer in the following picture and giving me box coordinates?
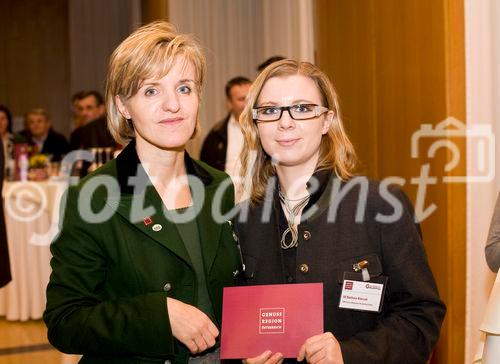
[44,141,242,363]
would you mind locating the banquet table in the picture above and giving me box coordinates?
[474,270,500,363]
[0,179,68,321]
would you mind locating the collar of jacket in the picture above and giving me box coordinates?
[115,139,213,195]
[266,168,335,223]
[111,139,223,272]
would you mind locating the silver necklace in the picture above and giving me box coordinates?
[278,189,310,249]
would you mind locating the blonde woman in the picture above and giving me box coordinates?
[234,60,445,364]
[44,21,241,363]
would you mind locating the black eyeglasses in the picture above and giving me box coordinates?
[252,104,330,122]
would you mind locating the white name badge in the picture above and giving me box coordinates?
[339,279,385,312]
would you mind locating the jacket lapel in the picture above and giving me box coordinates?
[196,183,223,274]
[112,140,224,270]
[110,187,192,266]
[111,142,192,265]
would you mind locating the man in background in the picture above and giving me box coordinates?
[200,76,251,180]
[69,91,114,150]
[70,91,86,131]
[69,91,104,150]
[257,55,285,73]
[26,108,69,161]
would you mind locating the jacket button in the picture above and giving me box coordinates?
[303,230,311,240]
[163,283,172,292]
[299,264,309,273]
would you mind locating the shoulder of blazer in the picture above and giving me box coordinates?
[211,115,230,138]
[330,176,419,231]
[201,116,230,149]
[68,156,235,207]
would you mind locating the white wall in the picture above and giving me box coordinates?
[169,0,314,157]
[465,0,499,362]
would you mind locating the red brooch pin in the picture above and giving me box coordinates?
[143,216,153,226]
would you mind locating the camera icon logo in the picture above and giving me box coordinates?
[411,117,495,183]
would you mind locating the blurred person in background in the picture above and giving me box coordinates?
[76,91,106,126]
[78,90,115,149]
[0,105,13,165]
[69,91,107,150]
[0,136,11,288]
[486,193,500,272]
[25,108,69,162]
[200,76,251,180]
[69,91,85,150]
[70,91,86,128]
[256,55,285,73]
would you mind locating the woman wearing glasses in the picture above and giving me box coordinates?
[234,59,445,364]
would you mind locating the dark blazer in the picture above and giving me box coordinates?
[17,130,69,161]
[38,130,70,162]
[44,140,241,363]
[69,126,84,150]
[80,116,115,149]
[234,175,446,364]
[200,115,229,171]
[0,137,11,287]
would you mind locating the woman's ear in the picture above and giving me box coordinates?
[115,95,131,119]
[322,110,334,135]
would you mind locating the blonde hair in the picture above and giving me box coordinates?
[105,21,206,146]
[239,59,357,204]
[25,108,50,125]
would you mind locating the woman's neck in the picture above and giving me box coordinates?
[136,139,192,209]
[136,141,184,179]
[275,157,318,200]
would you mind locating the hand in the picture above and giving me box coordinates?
[297,332,344,364]
[166,297,219,354]
[243,350,284,364]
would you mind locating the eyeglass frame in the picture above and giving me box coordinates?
[252,103,331,123]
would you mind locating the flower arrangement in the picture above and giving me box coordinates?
[29,154,49,169]
[28,154,50,181]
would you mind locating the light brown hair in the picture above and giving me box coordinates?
[25,108,50,122]
[239,59,357,204]
[105,21,206,146]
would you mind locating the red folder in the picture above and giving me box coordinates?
[220,283,323,359]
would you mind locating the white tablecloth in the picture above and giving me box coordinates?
[0,179,68,321]
[474,270,500,363]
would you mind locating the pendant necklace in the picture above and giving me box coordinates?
[278,188,310,249]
